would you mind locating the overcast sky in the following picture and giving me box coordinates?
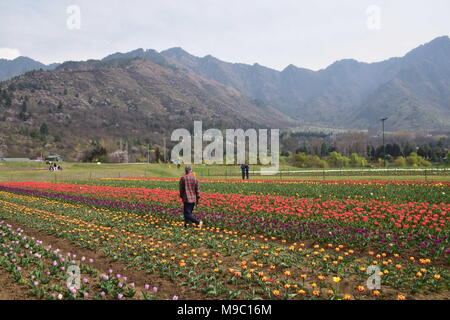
[0,0,449,70]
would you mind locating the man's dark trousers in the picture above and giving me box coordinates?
[183,202,199,226]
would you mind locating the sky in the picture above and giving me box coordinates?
[0,0,449,71]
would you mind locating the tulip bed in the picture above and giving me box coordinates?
[0,219,160,300]
[0,178,448,300]
[0,181,448,257]
[98,177,450,203]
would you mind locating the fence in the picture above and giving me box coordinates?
[194,167,450,180]
[0,166,448,183]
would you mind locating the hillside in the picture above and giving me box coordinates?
[0,36,449,160]
[0,58,291,160]
[159,37,450,131]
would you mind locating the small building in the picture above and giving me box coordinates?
[45,155,64,162]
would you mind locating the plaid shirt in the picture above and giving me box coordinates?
[179,174,200,203]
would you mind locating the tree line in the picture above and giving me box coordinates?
[281,130,449,168]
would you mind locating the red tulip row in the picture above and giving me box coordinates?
[1,182,448,233]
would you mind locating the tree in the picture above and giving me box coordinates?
[83,144,108,163]
[326,152,350,168]
[386,143,401,157]
[367,145,376,161]
[306,155,328,168]
[4,93,11,106]
[295,144,309,155]
[320,143,329,157]
[402,142,415,157]
[19,101,29,121]
[349,153,367,168]
[108,150,129,163]
[293,153,308,168]
[393,156,407,167]
[4,92,11,107]
[39,123,49,136]
[406,152,432,167]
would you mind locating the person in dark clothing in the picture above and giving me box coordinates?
[179,166,203,228]
[240,164,245,179]
[240,164,250,179]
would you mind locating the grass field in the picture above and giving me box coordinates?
[0,162,449,183]
[0,162,448,300]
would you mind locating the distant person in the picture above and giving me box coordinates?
[179,166,202,229]
[240,164,250,180]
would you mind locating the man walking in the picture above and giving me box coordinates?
[179,166,202,228]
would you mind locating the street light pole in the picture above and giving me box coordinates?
[381,117,388,167]
[163,138,167,163]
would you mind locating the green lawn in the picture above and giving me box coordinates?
[0,162,448,183]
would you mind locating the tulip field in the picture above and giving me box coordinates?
[0,175,449,300]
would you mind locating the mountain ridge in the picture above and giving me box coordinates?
[0,56,59,81]
[0,36,449,132]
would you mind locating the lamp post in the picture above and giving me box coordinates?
[381,117,388,167]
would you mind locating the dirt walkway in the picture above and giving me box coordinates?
[0,267,36,300]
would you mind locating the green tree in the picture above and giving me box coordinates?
[393,156,407,167]
[40,123,49,136]
[406,152,432,167]
[306,155,328,168]
[349,153,367,168]
[320,143,329,157]
[19,101,29,121]
[327,152,350,168]
[293,153,308,168]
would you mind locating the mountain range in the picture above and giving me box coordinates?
[0,36,449,159]
[100,36,450,131]
[0,56,59,82]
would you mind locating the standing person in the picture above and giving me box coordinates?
[245,164,250,180]
[179,166,202,228]
[240,164,246,180]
